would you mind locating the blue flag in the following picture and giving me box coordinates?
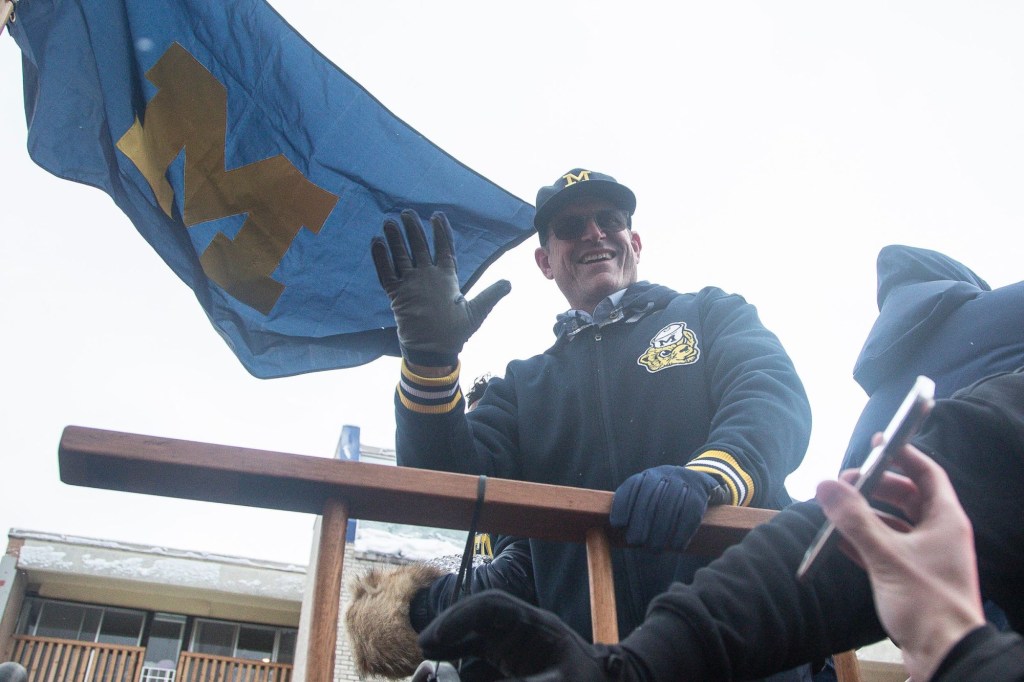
[9,0,535,378]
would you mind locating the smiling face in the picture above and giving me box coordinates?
[534,197,642,313]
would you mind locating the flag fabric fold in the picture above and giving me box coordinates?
[9,0,535,378]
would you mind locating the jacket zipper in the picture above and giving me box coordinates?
[592,325,647,631]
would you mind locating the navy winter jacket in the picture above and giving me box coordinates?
[394,281,810,641]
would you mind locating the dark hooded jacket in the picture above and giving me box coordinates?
[842,245,1024,469]
[394,281,810,642]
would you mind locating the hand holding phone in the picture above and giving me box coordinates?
[796,375,936,581]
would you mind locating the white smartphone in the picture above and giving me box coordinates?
[796,375,936,582]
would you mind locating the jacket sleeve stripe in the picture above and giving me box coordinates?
[397,361,464,415]
[688,450,755,506]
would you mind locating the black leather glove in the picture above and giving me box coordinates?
[418,590,636,681]
[371,209,511,367]
[610,466,728,551]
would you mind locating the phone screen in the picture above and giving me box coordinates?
[796,375,935,581]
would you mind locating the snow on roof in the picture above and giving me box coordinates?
[10,522,467,572]
[355,526,464,561]
[10,529,307,573]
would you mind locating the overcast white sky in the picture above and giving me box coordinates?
[2,2,1023,567]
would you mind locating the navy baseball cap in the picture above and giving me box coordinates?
[534,168,637,241]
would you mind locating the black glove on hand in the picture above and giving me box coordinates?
[610,466,727,552]
[371,209,511,367]
[418,590,633,681]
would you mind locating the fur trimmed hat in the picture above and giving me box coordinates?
[345,563,447,679]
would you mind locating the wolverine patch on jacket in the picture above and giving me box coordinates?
[638,322,701,372]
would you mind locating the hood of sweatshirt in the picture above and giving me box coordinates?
[853,245,990,394]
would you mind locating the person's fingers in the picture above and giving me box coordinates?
[370,236,398,290]
[400,209,432,267]
[611,472,654,545]
[871,509,914,533]
[670,486,707,551]
[836,466,920,519]
[837,468,861,485]
[609,477,639,529]
[430,212,457,270]
[382,218,412,273]
[826,469,918,571]
[862,470,924,523]
[837,448,924,522]
[420,590,573,674]
[830,514,911,573]
[419,592,519,660]
[892,444,953,505]
[866,444,960,525]
[817,478,896,562]
[466,280,512,330]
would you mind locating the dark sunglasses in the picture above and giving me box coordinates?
[549,209,629,241]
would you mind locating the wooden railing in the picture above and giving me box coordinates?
[9,636,294,682]
[175,652,291,682]
[57,425,862,682]
[11,635,144,682]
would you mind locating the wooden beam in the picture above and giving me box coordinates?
[58,425,777,556]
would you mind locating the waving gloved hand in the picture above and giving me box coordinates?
[371,209,511,367]
[610,466,728,551]
[418,590,638,681]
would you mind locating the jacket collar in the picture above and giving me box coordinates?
[552,281,669,339]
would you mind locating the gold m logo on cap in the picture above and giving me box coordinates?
[562,170,591,186]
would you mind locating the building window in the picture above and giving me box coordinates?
[190,619,296,664]
[100,608,146,646]
[277,630,296,664]
[17,598,296,667]
[144,614,186,670]
[236,626,275,661]
[17,597,145,645]
[191,620,235,658]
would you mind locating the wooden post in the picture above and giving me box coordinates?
[832,650,863,682]
[585,527,618,643]
[305,497,349,682]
